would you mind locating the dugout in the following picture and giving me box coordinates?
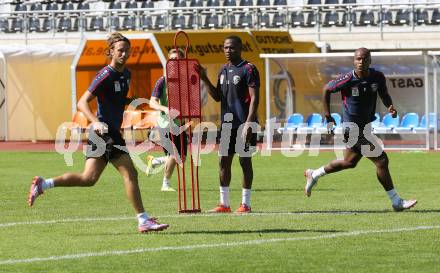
[261,52,440,151]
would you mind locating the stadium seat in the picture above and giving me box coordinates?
[108,16,120,30]
[42,17,53,32]
[342,0,356,3]
[171,14,186,29]
[340,11,356,26]
[89,16,105,31]
[257,12,270,28]
[188,14,200,29]
[207,0,220,8]
[319,113,342,134]
[297,113,323,134]
[393,9,410,26]
[322,11,339,27]
[238,13,253,28]
[204,13,220,29]
[239,0,253,7]
[77,1,90,11]
[431,9,440,25]
[58,17,72,31]
[291,11,305,27]
[223,0,237,8]
[141,0,154,9]
[307,0,321,4]
[109,1,122,10]
[61,1,74,11]
[46,1,58,12]
[277,113,304,133]
[153,14,167,30]
[141,15,153,30]
[122,16,136,30]
[14,2,27,12]
[415,9,429,25]
[371,113,381,130]
[414,113,437,132]
[374,113,400,133]
[11,17,24,32]
[304,11,318,27]
[380,10,392,25]
[395,113,419,133]
[28,17,41,32]
[273,0,287,9]
[272,12,285,28]
[357,10,376,26]
[256,0,270,11]
[73,16,87,31]
[223,13,236,28]
[30,2,43,12]
[190,0,204,7]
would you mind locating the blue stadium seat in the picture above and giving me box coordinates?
[380,10,392,25]
[58,17,72,31]
[415,113,437,132]
[342,0,356,3]
[141,15,153,30]
[204,14,220,29]
[375,113,400,133]
[298,113,323,133]
[304,11,318,27]
[319,113,342,133]
[61,2,74,11]
[340,10,356,26]
[188,14,200,29]
[109,1,122,10]
[257,0,271,9]
[89,16,105,31]
[29,17,41,32]
[42,17,53,32]
[30,2,43,12]
[125,1,138,9]
[278,113,304,133]
[153,14,167,30]
[11,17,24,32]
[395,113,419,133]
[371,113,381,130]
[307,0,321,4]
[0,17,8,33]
[108,16,120,30]
[14,2,27,12]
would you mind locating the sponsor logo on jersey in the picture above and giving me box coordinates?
[351,86,359,96]
[233,75,241,85]
[114,81,121,92]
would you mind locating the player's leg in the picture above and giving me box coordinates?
[237,156,252,213]
[304,148,362,197]
[28,157,107,207]
[111,153,169,232]
[209,154,234,213]
[367,152,417,211]
[161,155,176,191]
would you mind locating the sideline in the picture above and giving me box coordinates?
[0,225,438,265]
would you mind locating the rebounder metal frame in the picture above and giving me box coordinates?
[166,31,202,213]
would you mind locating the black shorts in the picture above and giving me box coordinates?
[219,128,257,156]
[343,129,385,157]
[159,128,188,158]
[86,131,128,162]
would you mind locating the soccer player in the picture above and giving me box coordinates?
[196,35,260,213]
[28,32,169,233]
[304,47,417,211]
[148,48,188,192]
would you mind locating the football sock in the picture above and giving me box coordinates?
[242,188,251,207]
[220,186,230,207]
[42,178,54,190]
[386,189,401,204]
[137,212,149,225]
[312,166,326,181]
[162,178,171,188]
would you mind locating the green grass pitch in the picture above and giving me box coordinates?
[1,150,439,273]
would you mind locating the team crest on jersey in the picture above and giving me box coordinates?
[371,83,378,92]
[114,81,121,92]
[351,86,359,96]
[233,75,241,85]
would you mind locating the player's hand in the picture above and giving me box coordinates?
[241,122,252,143]
[91,121,107,136]
[194,64,207,81]
[388,105,397,118]
[325,114,336,134]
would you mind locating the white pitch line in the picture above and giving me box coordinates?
[0,225,438,265]
[0,211,387,229]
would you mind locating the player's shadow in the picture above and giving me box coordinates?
[171,228,342,235]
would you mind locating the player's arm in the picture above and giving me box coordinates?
[149,96,168,113]
[77,90,106,135]
[322,83,335,124]
[378,74,397,117]
[246,86,259,124]
[195,64,221,102]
